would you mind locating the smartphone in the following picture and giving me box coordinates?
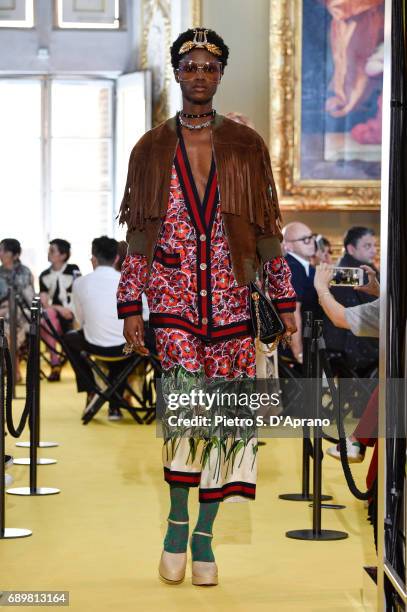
[329,267,364,287]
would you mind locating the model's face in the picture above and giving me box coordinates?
[48,244,67,267]
[347,234,377,264]
[175,48,222,105]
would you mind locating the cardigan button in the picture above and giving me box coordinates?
[199,263,207,270]
[202,317,208,325]
[199,234,206,241]
[200,290,207,297]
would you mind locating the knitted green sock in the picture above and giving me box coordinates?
[163,485,190,553]
[191,502,220,562]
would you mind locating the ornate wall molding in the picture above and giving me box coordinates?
[269,0,381,211]
[190,0,201,27]
[141,0,172,126]
[141,0,201,127]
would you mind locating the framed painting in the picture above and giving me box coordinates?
[269,0,384,210]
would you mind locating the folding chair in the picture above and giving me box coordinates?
[81,351,161,425]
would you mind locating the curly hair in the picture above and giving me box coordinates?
[170,28,229,70]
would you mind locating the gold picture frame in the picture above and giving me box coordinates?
[190,0,201,27]
[269,0,382,211]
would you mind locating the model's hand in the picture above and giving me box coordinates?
[314,263,334,293]
[123,315,149,355]
[355,265,380,298]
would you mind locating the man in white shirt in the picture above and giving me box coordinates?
[282,222,322,364]
[64,236,127,420]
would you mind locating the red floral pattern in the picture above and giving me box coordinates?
[156,328,256,377]
[264,257,297,312]
[147,166,250,329]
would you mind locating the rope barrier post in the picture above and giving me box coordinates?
[0,317,32,539]
[279,311,332,502]
[14,302,56,466]
[286,320,348,541]
[8,287,18,400]
[7,308,60,497]
[16,298,59,451]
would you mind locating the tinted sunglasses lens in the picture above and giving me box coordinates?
[178,62,221,81]
[178,63,197,80]
[203,63,221,81]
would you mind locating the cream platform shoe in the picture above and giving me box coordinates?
[191,531,218,586]
[158,519,188,584]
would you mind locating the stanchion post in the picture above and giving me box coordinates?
[29,307,39,492]
[34,303,41,450]
[312,325,323,534]
[8,287,17,399]
[302,312,314,499]
[7,308,60,497]
[0,318,5,535]
[15,297,59,453]
[0,317,32,538]
[279,311,332,502]
[285,320,348,541]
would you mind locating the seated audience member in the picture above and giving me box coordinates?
[39,239,80,381]
[324,226,379,373]
[64,236,127,421]
[0,238,35,381]
[312,235,333,265]
[282,222,321,364]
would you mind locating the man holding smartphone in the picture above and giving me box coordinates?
[324,226,379,375]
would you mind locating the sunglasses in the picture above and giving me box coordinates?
[176,61,222,82]
[289,234,317,245]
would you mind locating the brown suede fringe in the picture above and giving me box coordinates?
[211,138,282,234]
[118,115,282,236]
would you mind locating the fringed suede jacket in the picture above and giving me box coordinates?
[117,114,296,331]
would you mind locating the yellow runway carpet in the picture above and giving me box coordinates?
[3,373,377,611]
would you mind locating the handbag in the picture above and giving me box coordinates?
[249,281,285,348]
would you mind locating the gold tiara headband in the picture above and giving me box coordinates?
[178,29,222,57]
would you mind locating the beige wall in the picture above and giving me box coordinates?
[202,0,270,141]
[201,0,380,251]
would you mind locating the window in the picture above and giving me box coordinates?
[0,0,34,28]
[0,73,150,279]
[0,79,42,272]
[50,80,114,273]
[56,0,120,29]
[0,77,113,276]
